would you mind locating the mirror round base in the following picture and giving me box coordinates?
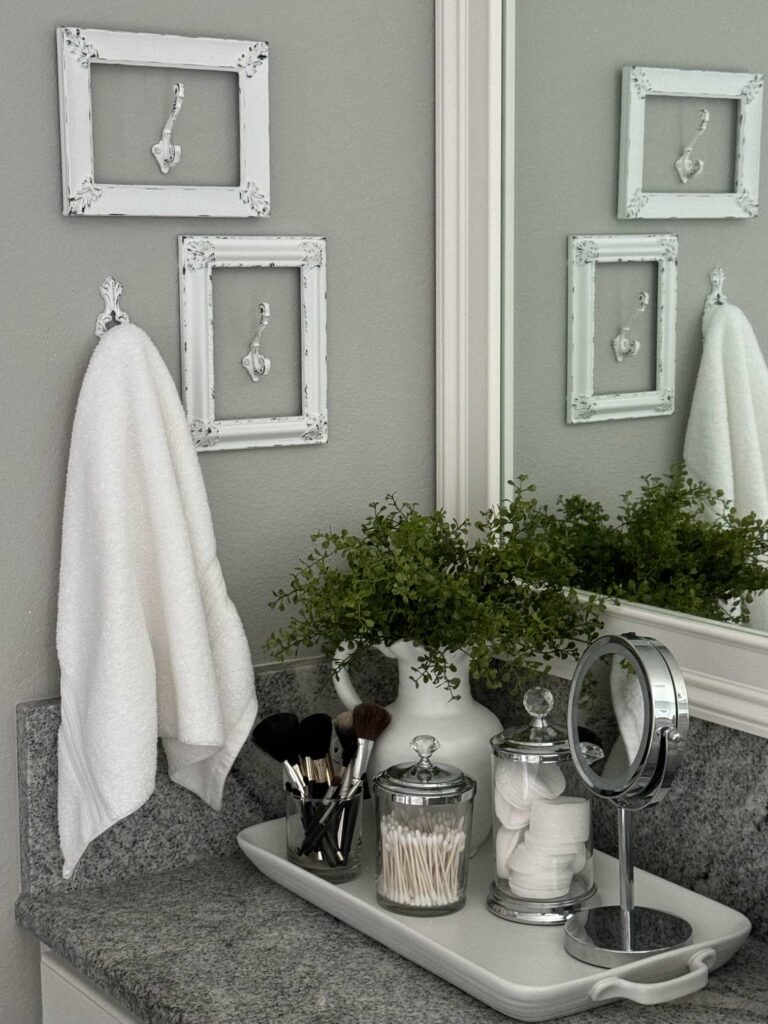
[564,906,693,968]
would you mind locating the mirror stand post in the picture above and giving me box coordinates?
[618,806,635,950]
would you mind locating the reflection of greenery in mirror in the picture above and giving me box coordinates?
[267,495,604,695]
[493,464,768,626]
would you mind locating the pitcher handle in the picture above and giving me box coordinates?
[332,643,363,709]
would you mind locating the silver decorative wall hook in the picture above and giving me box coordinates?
[242,302,272,382]
[704,266,727,309]
[612,291,649,362]
[95,277,130,337]
[151,83,185,174]
[675,108,710,184]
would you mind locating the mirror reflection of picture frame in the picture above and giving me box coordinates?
[567,234,678,424]
[618,66,763,220]
[57,27,270,217]
[179,235,327,451]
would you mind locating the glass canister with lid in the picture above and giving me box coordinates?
[373,734,475,915]
[487,686,596,924]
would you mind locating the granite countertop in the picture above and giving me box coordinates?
[15,853,768,1024]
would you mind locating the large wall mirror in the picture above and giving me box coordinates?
[436,0,768,739]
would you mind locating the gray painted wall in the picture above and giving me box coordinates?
[0,2,434,1020]
[513,0,768,516]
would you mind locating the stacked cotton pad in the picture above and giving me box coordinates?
[499,795,590,899]
[494,759,590,899]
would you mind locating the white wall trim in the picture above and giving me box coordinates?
[435,0,768,735]
[547,597,768,739]
[435,0,503,520]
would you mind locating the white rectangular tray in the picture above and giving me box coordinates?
[238,817,750,1022]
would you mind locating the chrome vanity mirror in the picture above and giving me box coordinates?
[564,633,691,967]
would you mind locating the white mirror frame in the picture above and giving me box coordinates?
[618,66,763,220]
[567,233,677,424]
[179,235,327,451]
[57,27,270,217]
[435,0,768,738]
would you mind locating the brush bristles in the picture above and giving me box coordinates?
[298,713,334,760]
[334,711,357,765]
[352,702,392,742]
[252,713,300,765]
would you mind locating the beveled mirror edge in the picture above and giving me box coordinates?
[435,0,768,739]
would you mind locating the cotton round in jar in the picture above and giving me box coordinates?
[487,686,596,925]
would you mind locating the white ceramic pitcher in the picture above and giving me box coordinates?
[332,640,502,852]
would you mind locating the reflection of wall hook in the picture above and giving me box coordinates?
[151,83,185,174]
[242,303,272,382]
[675,108,709,184]
[612,291,649,362]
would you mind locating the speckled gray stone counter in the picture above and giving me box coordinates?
[16,655,768,1021]
[16,852,768,1024]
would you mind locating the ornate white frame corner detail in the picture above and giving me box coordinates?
[57,27,270,217]
[179,235,327,451]
[618,66,763,220]
[567,234,678,424]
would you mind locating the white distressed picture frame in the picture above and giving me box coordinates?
[57,27,270,217]
[618,66,763,219]
[179,236,327,451]
[567,234,677,424]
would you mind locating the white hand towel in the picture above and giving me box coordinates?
[57,323,257,878]
[683,303,768,631]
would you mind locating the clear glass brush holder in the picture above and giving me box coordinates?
[285,789,363,884]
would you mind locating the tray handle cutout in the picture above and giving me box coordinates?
[589,948,716,1006]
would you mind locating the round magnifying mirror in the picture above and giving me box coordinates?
[564,633,691,968]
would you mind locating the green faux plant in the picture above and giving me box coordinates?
[266,495,605,693]
[558,464,768,625]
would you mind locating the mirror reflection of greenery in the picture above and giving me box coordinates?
[575,654,635,711]
[499,463,768,627]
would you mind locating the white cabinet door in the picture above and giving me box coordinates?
[40,947,142,1024]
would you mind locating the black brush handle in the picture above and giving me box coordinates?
[339,797,360,862]
[299,801,346,856]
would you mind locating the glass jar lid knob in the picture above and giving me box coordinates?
[411,734,440,770]
[523,686,554,727]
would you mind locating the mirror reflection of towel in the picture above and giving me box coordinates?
[684,303,768,631]
[603,659,644,779]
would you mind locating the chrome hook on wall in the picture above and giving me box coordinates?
[612,291,649,362]
[242,302,272,382]
[95,277,130,337]
[151,82,185,174]
[675,108,710,184]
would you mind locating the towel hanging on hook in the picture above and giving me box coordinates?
[95,277,131,337]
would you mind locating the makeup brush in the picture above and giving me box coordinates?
[294,713,344,865]
[340,702,392,798]
[335,710,370,799]
[334,711,357,767]
[338,702,392,860]
[301,701,394,857]
[252,713,306,797]
[298,714,334,795]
